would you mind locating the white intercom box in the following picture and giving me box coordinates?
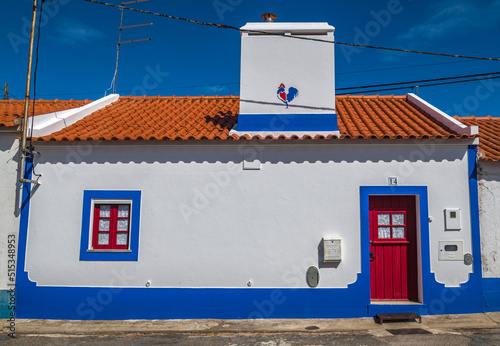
[323,238,341,262]
[444,208,461,231]
[439,241,463,261]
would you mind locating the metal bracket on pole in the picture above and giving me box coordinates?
[20,178,41,185]
[22,147,41,156]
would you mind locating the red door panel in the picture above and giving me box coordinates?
[369,195,418,301]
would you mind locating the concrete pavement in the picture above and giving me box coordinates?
[3,312,500,336]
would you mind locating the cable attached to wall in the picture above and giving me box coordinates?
[27,0,49,181]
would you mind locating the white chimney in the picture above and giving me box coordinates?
[238,14,337,132]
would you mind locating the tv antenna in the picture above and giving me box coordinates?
[113,0,152,94]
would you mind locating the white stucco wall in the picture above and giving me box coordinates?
[23,140,475,289]
[0,132,21,290]
[239,22,335,115]
[478,160,500,278]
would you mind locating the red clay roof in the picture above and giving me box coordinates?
[0,99,92,128]
[33,95,471,142]
[455,116,500,161]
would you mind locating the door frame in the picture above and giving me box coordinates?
[369,196,418,301]
[360,186,429,306]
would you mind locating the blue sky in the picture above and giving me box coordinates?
[2,0,500,117]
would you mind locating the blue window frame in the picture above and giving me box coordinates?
[80,190,141,261]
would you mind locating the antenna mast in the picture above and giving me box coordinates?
[113,0,152,94]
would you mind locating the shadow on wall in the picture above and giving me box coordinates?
[240,99,336,112]
[478,160,500,183]
[0,135,24,218]
[33,137,467,166]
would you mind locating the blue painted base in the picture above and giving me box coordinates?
[237,113,338,132]
[15,279,485,320]
[16,284,370,320]
[483,278,500,312]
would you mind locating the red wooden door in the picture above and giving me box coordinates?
[369,195,418,301]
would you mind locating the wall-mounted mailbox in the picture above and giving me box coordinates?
[444,208,461,231]
[323,238,341,262]
[439,241,463,261]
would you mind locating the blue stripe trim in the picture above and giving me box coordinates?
[79,190,141,261]
[237,113,338,131]
[361,186,431,315]
[360,185,483,316]
[17,286,374,320]
[483,278,500,311]
[467,145,484,307]
[17,152,35,290]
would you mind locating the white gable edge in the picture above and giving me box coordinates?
[406,93,478,136]
[28,94,119,137]
[240,22,334,33]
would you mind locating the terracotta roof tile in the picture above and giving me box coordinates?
[32,95,471,142]
[455,116,500,161]
[0,99,92,128]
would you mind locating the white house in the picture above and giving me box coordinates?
[0,106,21,319]
[457,116,500,313]
[14,18,485,320]
[0,99,91,318]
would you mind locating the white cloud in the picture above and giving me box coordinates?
[53,17,106,45]
[399,0,500,41]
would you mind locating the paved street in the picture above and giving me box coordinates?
[2,328,500,345]
[2,313,500,345]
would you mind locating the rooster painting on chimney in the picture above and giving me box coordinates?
[277,83,299,108]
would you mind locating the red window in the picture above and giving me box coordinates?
[374,211,407,243]
[92,204,130,250]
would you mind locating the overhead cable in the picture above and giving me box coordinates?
[33,71,500,97]
[337,75,500,95]
[84,0,500,62]
[338,72,500,91]
[0,88,19,100]
[338,59,479,75]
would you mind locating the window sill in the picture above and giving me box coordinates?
[87,249,132,253]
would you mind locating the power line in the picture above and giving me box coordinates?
[337,75,500,95]
[0,87,19,100]
[34,82,240,97]
[337,59,480,76]
[84,0,500,62]
[29,72,500,98]
[39,65,497,96]
[338,72,500,91]
[0,88,19,100]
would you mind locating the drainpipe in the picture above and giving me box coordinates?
[19,0,40,185]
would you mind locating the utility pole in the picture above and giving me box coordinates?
[3,83,8,100]
[20,0,39,185]
[113,0,152,94]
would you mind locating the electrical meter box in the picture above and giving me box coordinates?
[444,208,461,231]
[323,238,341,262]
[439,241,463,261]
